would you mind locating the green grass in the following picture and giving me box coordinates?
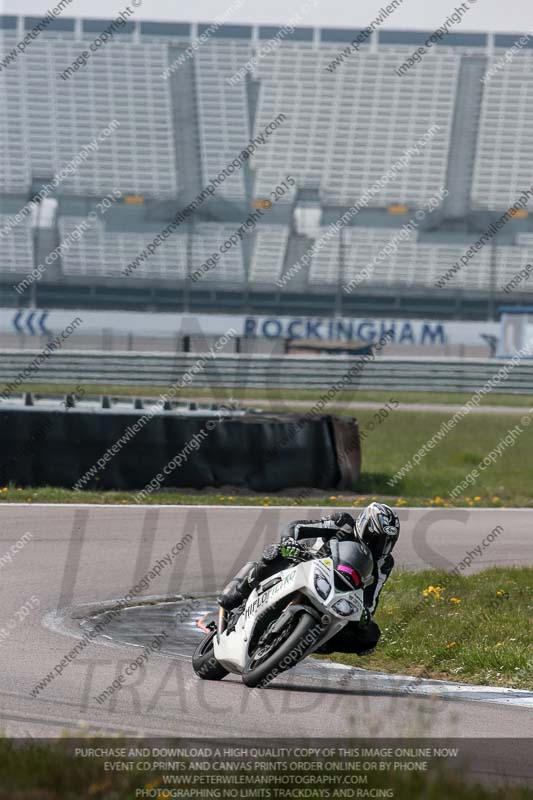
[2,406,533,505]
[356,409,533,503]
[0,485,524,508]
[2,389,533,506]
[319,567,533,690]
[11,381,533,407]
[3,406,532,506]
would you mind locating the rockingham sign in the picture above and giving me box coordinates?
[245,316,449,346]
[0,308,498,349]
[242,315,499,348]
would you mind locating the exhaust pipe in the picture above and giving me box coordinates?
[218,605,227,634]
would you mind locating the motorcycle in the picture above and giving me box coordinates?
[192,537,374,688]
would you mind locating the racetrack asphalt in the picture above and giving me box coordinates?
[186,396,533,416]
[0,503,531,779]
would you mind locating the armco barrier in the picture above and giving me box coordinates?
[0,405,360,492]
[0,350,533,393]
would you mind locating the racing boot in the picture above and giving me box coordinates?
[217,561,259,610]
[217,545,284,611]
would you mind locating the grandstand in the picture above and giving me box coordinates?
[1,16,533,318]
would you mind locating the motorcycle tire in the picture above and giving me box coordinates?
[192,630,229,680]
[242,610,322,688]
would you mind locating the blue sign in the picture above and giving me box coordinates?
[244,317,447,346]
[13,310,51,336]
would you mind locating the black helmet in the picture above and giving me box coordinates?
[355,502,400,556]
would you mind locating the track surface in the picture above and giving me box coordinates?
[190,396,533,416]
[0,504,531,747]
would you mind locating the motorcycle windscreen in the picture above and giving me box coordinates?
[337,540,374,587]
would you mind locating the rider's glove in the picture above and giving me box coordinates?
[262,543,281,562]
[280,537,308,561]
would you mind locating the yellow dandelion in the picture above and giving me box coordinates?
[495,642,504,647]
[492,496,500,502]
[474,496,482,501]
[450,597,462,604]
[445,641,457,649]
[329,495,337,500]
[422,584,445,600]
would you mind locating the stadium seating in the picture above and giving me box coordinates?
[0,215,33,276]
[0,33,178,197]
[249,225,289,283]
[196,42,251,199]
[58,216,188,279]
[498,244,533,286]
[192,223,245,283]
[253,46,457,207]
[57,217,245,282]
[472,52,533,210]
[1,17,533,299]
[309,226,532,291]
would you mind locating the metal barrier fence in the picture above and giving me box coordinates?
[1,350,533,394]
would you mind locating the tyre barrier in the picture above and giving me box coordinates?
[0,402,360,492]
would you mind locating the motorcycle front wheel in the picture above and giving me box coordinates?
[242,610,322,688]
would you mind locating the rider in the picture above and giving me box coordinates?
[218,502,400,656]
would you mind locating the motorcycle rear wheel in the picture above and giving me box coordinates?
[192,630,229,680]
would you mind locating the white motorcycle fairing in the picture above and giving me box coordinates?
[213,556,366,675]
